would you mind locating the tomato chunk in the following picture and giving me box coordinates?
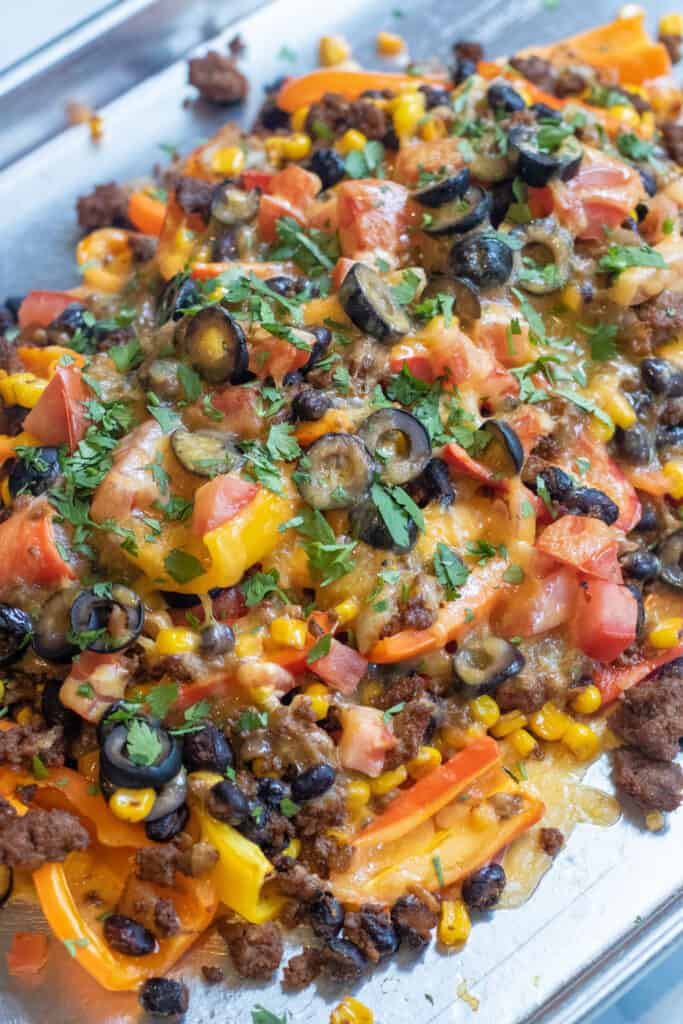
[18,291,76,329]
[192,475,259,536]
[536,515,622,582]
[338,706,396,778]
[309,638,368,695]
[573,579,638,663]
[0,501,75,592]
[336,179,412,264]
[23,366,89,452]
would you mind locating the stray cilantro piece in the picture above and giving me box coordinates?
[252,1006,288,1024]
[383,702,406,725]
[242,569,289,607]
[432,854,445,888]
[146,392,182,433]
[344,140,385,179]
[433,543,469,599]
[170,699,211,735]
[64,937,89,958]
[146,682,179,719]
[237,709,269,733]
[32,755,49,780]
[307,634,332,663]
[579,322,618,362]
[279,797,300,818]
[109,338,143,373]
[126,719,163,767]
[598,244,667,275]
[503,563,525,584]
[164,549,204,584]
[616,132,654,161]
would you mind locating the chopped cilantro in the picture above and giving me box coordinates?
[252,1006,287,1024]
[433,543,469,599]
[432,853,445,888]
[598,244,667,275]
[178,364,202,403]
[279,797,300,818]
[503,563,525,584]
[109,338,143,372]
[237,709,269,733]
[344,140,385,179]
[146,391,182,433]
[242,569,288,607]
[170,699,211,735]
[146,682,179,719]
[32,755,49,780]
[383,702,406,725]
[616,132,655,161]
[164,549,204,584]
[578,322,618,362]
[307,633,332,663]
[126,719,163,767]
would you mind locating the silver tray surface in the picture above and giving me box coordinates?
[1,2,682,1021]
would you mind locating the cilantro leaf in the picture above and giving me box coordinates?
[433,543,469,599]
[178,364,202,403]
[280,507,356,587]
[307,633,332,663]
[164,549,204,584]
[616,132,655,161]
[578,322,618,362]
[503,563,525,584]
[170,698,211,735]
[266,422,302,462]
[237,709,269,733]
[344,140,385,179]
[146,682,179,719]
[598,244,667,275]
[383,702,405,725]
[242,569,288,607]
[109,338,143,372]
[252,1006,287,1024]
[279,797,300,818]
[370,482,424,549]
[269,216,338,273]
[126,719,163,766]
[146,392,182,433]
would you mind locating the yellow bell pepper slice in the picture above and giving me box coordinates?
[193,802,284,923]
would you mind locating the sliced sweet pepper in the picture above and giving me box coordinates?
[0,499,75,589]
[192,792,283,923]
[352,736,499,848]
[276,69,448,112]
[33,861,216,991]
[594,643,683,704]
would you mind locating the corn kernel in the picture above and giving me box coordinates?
[418,116,446,142]
[562,721,600,761]
[571,684,602,715]
[234,632,263,658]
[590,383,636,430]
[330,997,373,1024]
[561,282,583,313]
[508,727,537,758]
[16,706,33,726]
[270,617,308,649]
[155,627,199,656]
[646,810,665,832]
[109,787,156,823]
[264,136,286,164]
[469,694,500,729]
[0,373,47,409]
[640,110,656,140]
[391,92,426,137]
[407,745,442,779]
[283,133,312,161]
[0,680,5,704]
[370,765,408,796]
[346,778,371,815]
[490,709,527,739]
[470,801,498,831]
[590,416,615,442]
[376,31,404,56]
[334,598,359,625]
[210,145,246,176]
[663,459,683,499]
[304,682,330,720]
[291,105,310,133]
[648,617,683,648]
[319,34,351,67]
[609,104,640,129]
[250,685,275,707]
[338,129,367,155]
[0,479,11,507]
[529,702,571,742]
[282,837,301,859]
[438,899,471,946]
[659,13,683,36]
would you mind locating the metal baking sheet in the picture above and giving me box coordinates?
[1,1,682,1021]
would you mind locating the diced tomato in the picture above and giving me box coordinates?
[247,329,311,383]
[549,146,645,241]
[257,194,306,243]
[90,420,163,524]
[269,164,322,206]
[309,638,368,695]
[18,291,76,329]
[6,932,49,977]
[504,404,554,458]
[388,341,434,382]
[393,138,464,186]
[0,500,75,591]
[640,193,679,245]
[498,568,578,638]
[192,475,259,536]
[331,257,355,291]
[241,169,275,193]
[557,427,641,532]
[573,578,638,663]
[425,320,519,404]
[442,442,496,486]
[594,644,683,704]
[474,302,534,368]
[537,515,622,582]
[175,675,232,712]
[527,187,555,219]
[209,385,264,437]
[338,706,396,778]
[308,195,338,233]
[336,179,412,263]
[23,365,89,452]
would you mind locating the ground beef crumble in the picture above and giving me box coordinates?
[383,697,436,771]
[0,797,89,871]
[188,51,248,105]
[218,918,283,979]
[76,182,129,231]
[117,875,181,938]
[610,674,683,761]
[391,893,439,949]
[613,748,683,812]
[282,948,322,991]
[0,724,64,770]
[539,827,565,856]
[135,834,218,887]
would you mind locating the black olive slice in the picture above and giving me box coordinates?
[509,124,583,188]
[157,272,200,325]
[171,427,241,477]
[487,81,526,113]
[296,433,375,510]
[0,865,12,907]
[338,263,411,342]
[358,409,431,485]
[423,275,482,322]
[32,590,78,663]
[657,529,683,591]
[0,605,32,666]
[640,358,683,397]
[449,235,513,289]
[413,168,470,208]
[350,499,418,553]
[298,325,332,376]
[310,148,346,190]
[513,217,573,295]
[70,584,144,654]
[181,306,249,384]
[479,420,524,478]
[210,182,259,225]
[454,636,525,693]
[406,457,455,508]
[144,768,188,822]
[421,186,493,236]
[8,446,60,499]
[100,720,181,790]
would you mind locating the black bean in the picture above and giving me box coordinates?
[452,57,477,85]
[104,915,157,956]
[656,424,683,450]
[207,780,250,825]
[310,892,345,939]
[139,977,189,1017]
[292,388,332,421]
[620,549,661,581]
[264,275,304,298]
[183,724,234,774]
[406,457,455,508]
[358,907,398,959]
[641,357,683,397]
[310,147,346,190]
[636,165,657,197]
[533,466,573,501]
[291,763,336,802]
[487,81,525,112]
[322,937,367,980]
[615,424,653,465]
[144,803,190,842]
[257,777,291,808]
[633,499,658,533]
[199,623,235,658]
[419,84,451,109]
[462,863,506,910]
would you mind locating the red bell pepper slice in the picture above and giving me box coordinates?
[353,735,500,848]
[594,643,683,704]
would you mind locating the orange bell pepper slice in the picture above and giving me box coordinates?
[276,69,448,113]
[295,408,353,447]
[368,558,509,663]
[594,643,683,704]
[353,735,500,848]
[0,499,75,588]
[190,260,300,281]
[0,766,153,848]
[17,345,86,377]
[76,228,134,293]
[33,863,216,991]
[127,191,167,236]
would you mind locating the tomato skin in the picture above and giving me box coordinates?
[257,194,305,242]
[241,169,274,193]
[594,644,683,704]
[537,515,622,583]
[0,501,75,592]
[442,442,497,486]
[338,706,396,778]
[24,365,89,452]
[256,165,322,242]
[573,578,638,663]
[498,568,579,638]
[18,291,75,329]
[191,475,260,536]
[309,638,367,695]
[393,138,464,186]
